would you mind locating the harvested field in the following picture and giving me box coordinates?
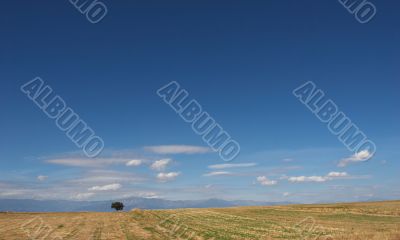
[1,201,399,239]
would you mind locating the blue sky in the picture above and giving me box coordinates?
[0,0,399,203]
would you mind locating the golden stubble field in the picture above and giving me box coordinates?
[1,200,400,240]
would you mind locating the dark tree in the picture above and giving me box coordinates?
[111,202,124,211]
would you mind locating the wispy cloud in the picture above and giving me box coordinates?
[72,192,95,200]
[0,189,32,197]
[46,158,129,167]
[157,172,180,182]
[208,163,257,169]
[257,176,278,186]
[88,183,122,191]
[134,192,161,199]
[327,172,348,177]
[288,176,327,183]
[338,150,373,167]
[203,171,234,177]
[283,192,290,197]
[68,170,145,184]
[37,175,48,181]
[145,145,211,154]
[287,172,349,183]
[126,159,143,167]
[150,159,172,171]
[282,158,294,162]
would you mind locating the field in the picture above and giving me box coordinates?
[1,201,400,240]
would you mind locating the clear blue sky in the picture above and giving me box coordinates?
[0,0,399,203]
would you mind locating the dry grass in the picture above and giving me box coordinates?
[0,200,399,239]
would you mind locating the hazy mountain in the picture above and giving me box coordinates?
[0,197,293,212]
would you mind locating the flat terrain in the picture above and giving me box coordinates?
[1,201,400,240]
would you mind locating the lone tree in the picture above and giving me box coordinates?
[111,202,124,211]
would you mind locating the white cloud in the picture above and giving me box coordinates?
[135,192,160,199]
[150,159,171,171]
[283,192,290,197]
[208,163,257,169]
[126,159,143,167]
[338,150,373,167]
[145,145,211,154]
[203,171,234,177]
[88,183,122,191]
[157,172,180,182]
[72,192,95,200]
[288,176,327,183]
[327,172,348,178]
[256,176,278,186]
[282,158,294,162]
[288,172,349,183]
[37,175,48,181]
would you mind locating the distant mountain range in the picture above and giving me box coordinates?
[0,197,293,212]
